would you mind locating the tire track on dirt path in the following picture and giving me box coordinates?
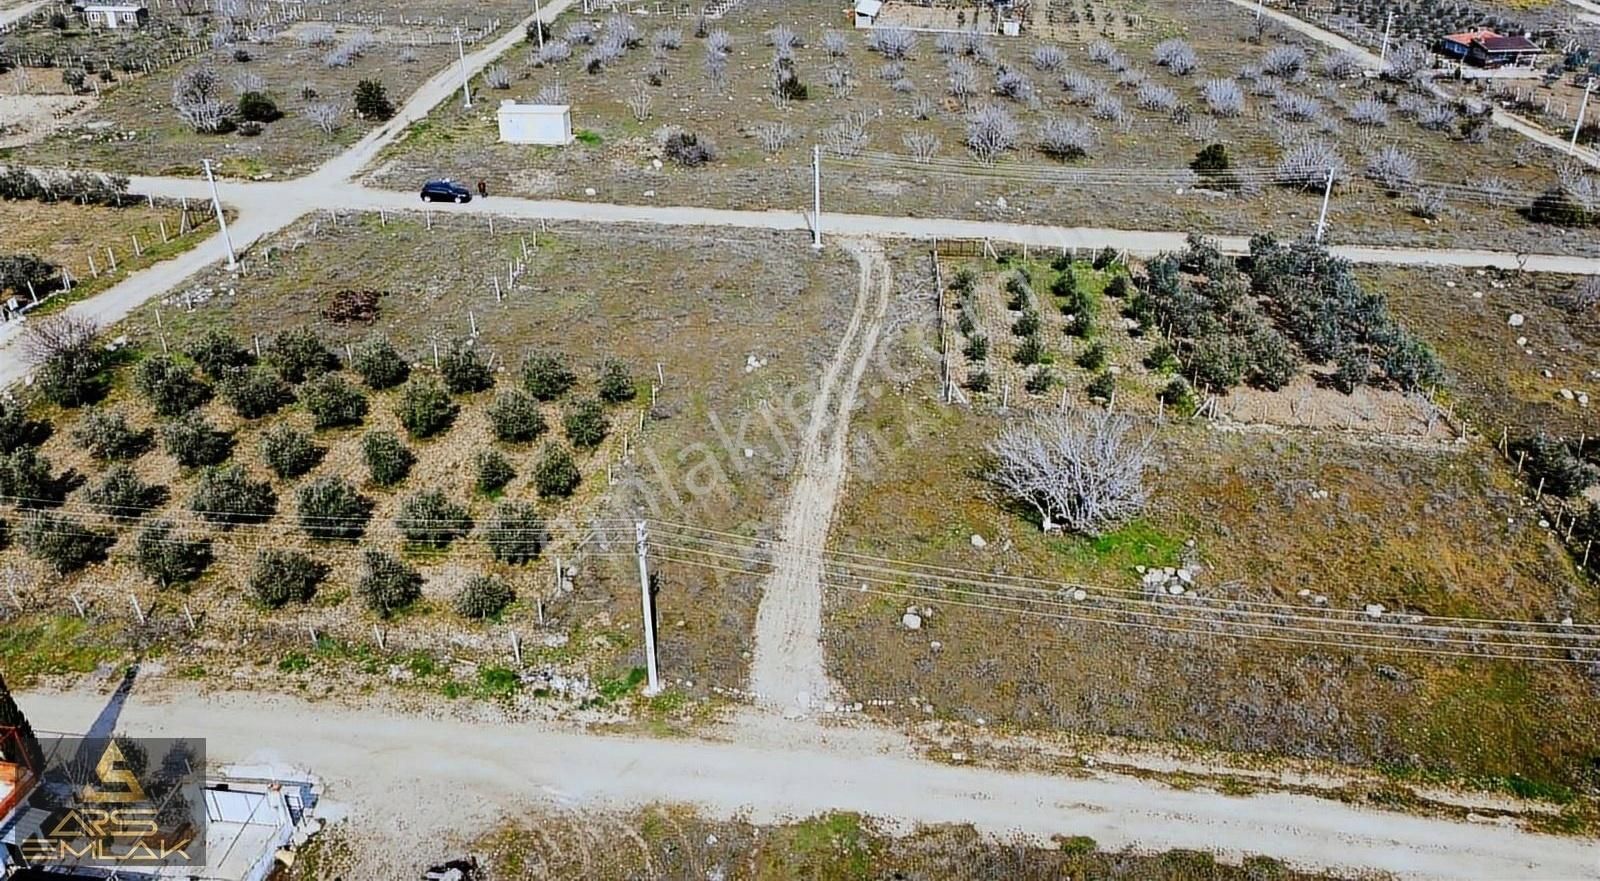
[749,239,892,716]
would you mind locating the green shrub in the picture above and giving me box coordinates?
[134,355,212,418]
[965,370,991,392]
[134,520,213,588]
[482,502,544,563]
[358,550,421,617]
[1049,270,1077,299]
[1049,253,1073,273]
[0,396,51,454]
[1086,371,1116,401]
[475,449,515,494]
[1511,435,1597,498]
[395,489,471,548]
[219,367,294,419]
[300,373,368,429]
[260,425,323,478]
[162,412,234,467]
[0,448,70,509]
[1528,186,1593,227]
[1144,342,1177,371]
[396,377,458,438]
[18,512,114,574]
[1013,334,1047,366]
[1190,143,1232,184]
[597,359,636,403]
[963,334,989,361]
[563,398,607,448]
[1159,375,1193,410]
[1105,276,1129,299]
[1012,309,1041,337]
[184,330,254,379]
[71,408,153,461]
[455,575,514,619]
[1025,368,1055,394]
[1244,326,1299,391]
[353,79,394,120]
[236,90,281,122]
[439,342,494,394]
[362,431,414,486]
[31,321,110,408]
[948,266,977,295]
[1076,341,1107,371]
[83,465,167,518]
[1092,246,1118,270]
[533,443,581,498]
[297,477,374,541]
[1190,335,1247,391]
[521,352,576,400]
[352,334,410,389]
[268,327,339,383]
[189,464,276,527]
[1005,273,1033,311]
[487,390,548,443]
[249,549,327,608]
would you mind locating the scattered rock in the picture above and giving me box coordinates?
[1071,589,1087,601]
[1167,584,1185,595]
[1176,568,1193,584]
[970,534,987,548]
[1364,603,1385,618]
[1561,388,1575,400]
[901,612,923,630]
[1446,281,1458,289]
[1297,588,1311,597]
[1516,336,1527,347]
[1508,313,1525,327]
[584,187,597,196]
[930,640,942,651]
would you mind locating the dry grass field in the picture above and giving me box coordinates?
[817,247,1600,797]
[372,0,1596,255]
[0,213,856,704]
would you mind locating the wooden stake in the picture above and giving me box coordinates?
[129,594,145,624]
[510,630,522,665]
[183,603,196,631]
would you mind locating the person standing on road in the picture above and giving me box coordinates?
[477,179,488,199]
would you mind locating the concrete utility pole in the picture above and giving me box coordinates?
[201,159,236,271]
[1573,80,1595,155]
[532,0,544,50]
[1314,167,1334,243]
[812,145,822,250]
[1379,11,1394,66]
[635,521,662,695]
[455,27,472,109]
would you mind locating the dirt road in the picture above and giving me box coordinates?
[749,240,891,713]
[17,686,1598,880]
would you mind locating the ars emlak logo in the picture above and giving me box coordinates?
[20,737,204,868]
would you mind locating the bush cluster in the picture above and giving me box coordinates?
[134,520,213,588]
[185,330,255,379]
[440,343,495,394]
[134,355,213,417]
[301,373,368,429]
[260,425,324,478]
[162,412,234,468]
[455,575,515,619]
[84,465,167,519]
[475,449,515,494]
[563,399,608,448]
[297,476,374,541]
[72,408,153,461]
[597,359,636,403]
[397,377,458,439]
[0,397,50,454]
[487,390,548,443]
[533,443,581,498]
[250,549,327,608]
[219,367,294,419]
[482,501,544,563]
[362,431,415,486]
[19,512,115,574]
[268,328,340,383]
[189,464,276,527]
[522,353,576,400]
[395,489,471,548]
[0,448,72,508]
[358,550,422,617]
[352,335,410,389]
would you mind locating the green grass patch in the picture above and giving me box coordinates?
[478,665,521,696]
[596,666,647,703]
[0,616,121,686]
[760,812,875,879]
[1046,519,1183,576]
[277,652,311,673]
[574,129,602,146]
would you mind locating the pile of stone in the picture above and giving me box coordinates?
[1137,565,1196,595]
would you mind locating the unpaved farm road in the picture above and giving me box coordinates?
[749,239,890,714]
[18,687,1600,881]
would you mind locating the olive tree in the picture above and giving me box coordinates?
[297,476,373,540]
[362,430,414,486]
[481,501,544,563]
[134,520,213,588]
[395,489,471,548]
[455,575,515,619]
[249,549,327,607]
[189,464,276,527]
[357,550,422,617]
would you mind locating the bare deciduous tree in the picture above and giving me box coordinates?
[965,104,1020,162]
[988,409,1154,536]
[1384,43,1429,81]
[1086,39,1117,64]
[1271,90,1320,122]
[995,68,1034,102]
[903,131,939,162]
[823,110,871,157]
[1031,45,1065,71]
[1137,81,1179,111]
[303,102,343,135]
[483,64,511,90]
[533,39,572,67]
[1347,97,1389,127]
[625,82,652,121]
[1365,144,1418,191]
[534,80,568,105]
[652,27,683,51]
[23,313,100,364]
[766,24,802,48]
[1410,188,1445,219]
[1319,50,1361,79]
[172,66,233,132]
[947,60,978,106]
[1037,116,1096,159]
[911,94,935,120]
[298,23,335,47]
[1276,138,1344,188]
[231,71,265,95]
[1201,77,1244,116]
[1060,70,1106,105]
[754,121,797,154]
[1152,38,1196,75]
[1090,93,1124,122]
[706,29,732,55]
[867,26,915,60]
[821,29,848,57]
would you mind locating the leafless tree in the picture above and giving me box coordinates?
[397,47,418,64]
[1032,45,1065,71]
[1261,45,1307,78]
[172,66,232,132]
[1185,115,1218,142]
[1347,97,1389,127]
[935,32,960,55]
[533,40,572,67]
[706,29,732,55]
[821,29,849,57]
[303,102,343,135]
[23,313,99,364]
[911,95,935,120]
[823,110,871,157]
[1137,81,1179,111]
[298,23,335,47]
[231,71,265,95]
[563,21,597,45]
[995,68,1034,102]
[626,83,652,121]
[1201,77,1244,116]
[826,64,853,97]
[1319,50,1361,79]
[1272,90,1320,121]
[483,64,511,90]
[1037,116,1095,159]
[1276,138,1344,188]
[534,81,568,105]
[878,61,905,82]
[653,27,683,51]
[705,50,729,91]
[754,121,797,154]
[891,77,916,94]
[965,104,1021,162]
[903,131,940,162]
[1384,43,1429,81]
[988,409,1154,536]
[1116,67,1148,89]
[1365,144,1418,190]
[867,26,915,60]
[1410,188,1445,219]
[1416,102,1457,131]
[1152,38,1196,75]
[947,60,979,107]
[606,13,642,49]
[766,24,802,48]
[1060,70,1106,105]
[1086,39,1117,64]
[1091,93,1125,122]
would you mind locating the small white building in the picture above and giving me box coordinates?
[853,0,882,28]
[81,0,149,29]
[497,100,574,145]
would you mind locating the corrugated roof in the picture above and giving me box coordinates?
[1476,34,1540,53]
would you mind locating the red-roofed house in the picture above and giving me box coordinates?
[1438,29,1542,68]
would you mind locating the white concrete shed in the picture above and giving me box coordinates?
[497,100,574,145]
[854,0,882,28]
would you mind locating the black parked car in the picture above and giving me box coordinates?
[420,179,472,203]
